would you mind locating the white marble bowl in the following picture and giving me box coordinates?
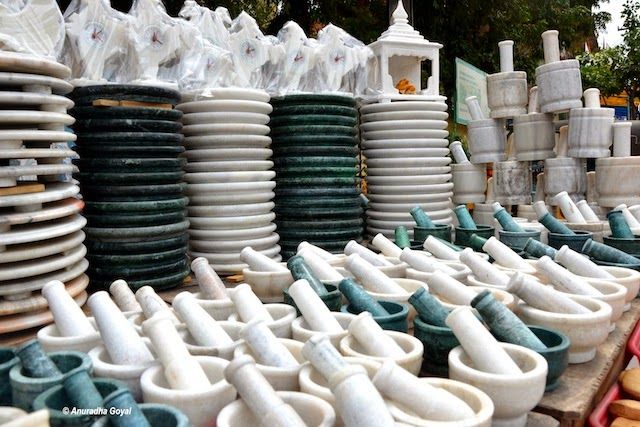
[234,338,305,391]
[406,262,471,284]
[291,312,355,348]
[339,331,423,375]
[228,303,297,339]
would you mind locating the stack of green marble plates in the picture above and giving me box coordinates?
[70,85,189,291]
[270,94,364,259]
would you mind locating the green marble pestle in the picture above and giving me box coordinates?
[468,234,488,252]
[104,388,151,427]
[287,255,329,296]
[408,287,450,327]
[454,205,477,230]
[582,239,640,265]
[523,238,558,259]
[394,226,411,249]
[410,206,435,228]
[492,203,525,232]
[608,210,635,239]
[16,340,62,378]
[62,369,104,410]
[339,278,390,317]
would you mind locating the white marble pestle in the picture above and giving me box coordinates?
[498,40,514,73]
[556,126,569,158]
[302,334,394,427]
[428,271,477,305]
[554,191,586,224]
[191,257,228,299]
[576,200,601,223]
[373,359,475,421]
[615,204,640,229]
[142,313,211,390]
[344,254,406,294]
[42,280,96,336]
[542,30,561,64]
[344,240,392,267]
[240,247,289,273]
[534,173,545,203]
[450,140,470,164]
[297,247,343,282]
[241,319,299,368]
[371,233,403,258]
[459,248,511,288]
[135,286,181,323]
[298,241,338,261]
[613,121,633,158]
[536,256,603,296]
[399,248,458,275]
[554,246,615,279]
[288,280,343,333]
[225,355,306,427]
[348,312,406,358]
[584,88,601,109]
[109,280,142,312]
[528,86,540,114]
[483,237,534,272]
[230,283,274,323]
[423,236,460,261]
[446,306,522,375]
[88,291,154,366]
[173,292,234,347]
[507,272,591,314]
[466,96,485,121]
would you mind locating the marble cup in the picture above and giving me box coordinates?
[493,161,532,206]
[283,284,342,314]
[513,113,555,161]
[548,230,593,252]
[467,118,507,164]
[544,158,587,205]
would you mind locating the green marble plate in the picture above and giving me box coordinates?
[270,135,357,147]
[88,257,188,279]
[272,146,357,157]
[84,197,189,213]
[88,265,190,291]
[75,132,183,144]
[75,145,185,157]
[84,211,186,227]
[269,114,357,127]
[84,220,190,240]
[270,105,357,117]
[270,94,355,107]
[75,171,184,185]
[275,176,360,187]
[85,234,188,254]
[71,106,182,121]
[274,187,361,197]
[275,205,363,218]
[276,218,363,230]
[70,85,181,106]
[75,158,186,170]
[275,167,358,178]
[279,228,363,240]
[87,246,188,266]
[275,196,362,208]
[270,125,356,137]
[74,119,182,133]
[273,157,356,167]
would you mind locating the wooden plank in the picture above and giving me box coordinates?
[0,183,44,196]
[92,99,173,109]
[535,299,640,427]
[528,412,560,427]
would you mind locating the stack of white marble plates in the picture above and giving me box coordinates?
[178,89,280,274]
[360,99,454,238]
[0,52,89,336]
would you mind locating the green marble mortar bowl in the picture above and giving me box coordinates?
[549,231,594,252]
[0,348,18,406]
[498,229,541,251]
[341,300,408,333]
[282,284,342,314]
[412,316,459,377]
[413,224,452,244]
[603,235,640,258]
[454,225,495,248]
[91,403,191,427]
[527,325,570,392]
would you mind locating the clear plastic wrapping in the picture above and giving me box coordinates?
[0,0,65,58]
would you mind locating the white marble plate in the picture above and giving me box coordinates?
[182,112,270,126]
[0,110,74,125]
[185,223,276,241]
[0,214,86,247]
[0,258,88,296]
[185,160,274,173]
[177,100,272,115]
[366,166,451,176]
[0,163,76,179]
[188,202,275,217]
[0,274,88,316]
[0,148,77,160]
[179,88,270,103]
[184,149,272,161]
[0,51,71,79]
[365,157,451,168]
[184,135,271,149]
[0,183,79,208]
[188,191,275,205]
[364,148,450,159]
[182,123,270,136]
[368,201,452,212]
[0,230,85,264]
[360,101,448,114]
[367,208,452,221]
[0,72,73,94]
[188,213,276,230]
[366,174,452,186]
[361,120,448,132]
[361,139,449,149]
[366,192,454,203]
[360,110,448,122]
[190,233,280,252]
[191,245,280,264]
[0,198,83,226]
[0,92,73,108]
[367,182,454,194]
[186,181,276,195]
[0,244,86,281]
[184,171,275,184]
[364,129,449,140]
[0,129,76,143]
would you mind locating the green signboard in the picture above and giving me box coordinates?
[455,58,490,125]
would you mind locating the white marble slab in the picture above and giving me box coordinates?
[0,129,76,143]
[0,258,88,296]
[366,174,452,186]
[0,183,79,208]
[188,202,275,217]
[182,123,270,136]
[362,138,448,149]
[179,88,270,103]
[184,160,274,173]
[360,101,447,114]
[177,100,273,115]
[366,182,454,194]
[366,157,451,168]
[188,212,276,230]
[0,198,83,226]
[363,129,448,140]
[182,112,270,126]
[0,244,86,281]
[0,214,86,247]
[360,110,448,122]
[0,148,77,159]
[367,166,451,176]
[364,148,450,159]
[184,223,276,241]
[0,92,73,108]
[184,171,275,184]
[0,110,74,125]
[361,119,448,132]
[0,51,71,79]
[184,148,272,161]
[0,230,85,264]
[0,71,73,94]
[187,191,275,205]
[184,134,272,149]
[190,233,280,252]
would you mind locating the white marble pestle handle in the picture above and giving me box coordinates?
[298,247,343,282]
[135,286,181,323]
[297,241,337,261]
[345,253,406,294]
[507,272,592,314]
[536,256,603,296]
[240,247,289,273]
[423,235,460,261]
[449,140,469,164]
[191,257,228,299]
[288,279,343,333]
[344,240,392,267]
[465,96,485,121]
[554,191,586,224]
[230,283,274,323]
[42,280,95,337]
[613,122,633,158]
[399,248,458,275]
[554,245,614,279]
[528,86,539,114]
[483,236,532,271]
[241,319,299,368]
[575,200,601,223]
[348,312,406,358]
[459,248,511,287]
[109,279,142,312]
[498,40,514,73]
[172,292,234,347]
[371,233,403,258]
[542,30,560,64]
[428,270,477,305]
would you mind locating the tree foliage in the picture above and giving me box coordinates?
[578,47,625,97]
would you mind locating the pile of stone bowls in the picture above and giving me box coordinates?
[0,52,89,336]
[270,94,363,259]
[177,88,280,274]
[360,100,453,239]
[70,85,189,291]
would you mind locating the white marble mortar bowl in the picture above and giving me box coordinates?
[375,257,409,278]
[291,312,356,348]
[37,317,101,353]
[516,295,612,364]
[365,278,428,325]
[448,343,547,427]
[579,266,640,311]
[435,287,517,312]
[127,312,186,336]
[406,262,471,285]
[180,321,244,360]
[385,377,494,427]
[554,280,627,332]
[227,303,297,338]
[192,290,237,321]
[216,390,335,427]
[339,331,423,375]
[89,340,158,401]
[242,265,294,303]
[466,271,539,290]
[140,356,236,427]
[492,258,540,278]
[234,338,304,391]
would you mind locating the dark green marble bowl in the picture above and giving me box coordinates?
[341,300,408,333]
[454,225,494,248]
[413,316,459,377]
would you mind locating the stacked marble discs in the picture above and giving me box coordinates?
[360,100,452,238]
[177,88,280,274]
[70,85,189,291]
[0,52,89,335]
[270,94,363,259]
